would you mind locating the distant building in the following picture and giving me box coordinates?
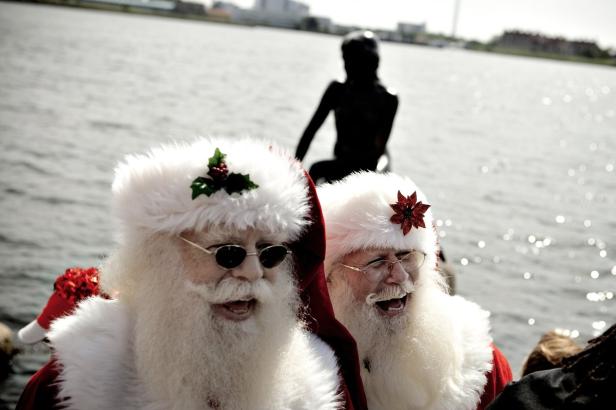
[498,31,562,53]
[397,22,426,35]
[330,24,361,36]
[254,0,308,15]
[248,0,309,28]
[497,30,607,58]
[210,1,244,21]
[211,0,309,27]
[396,22,426,44]
[286,1,309,16]
[567,40,606,59]
[374,29,401,43]
[299,16,333,33]
[175,0,205,15]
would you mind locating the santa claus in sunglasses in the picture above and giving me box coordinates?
[17,138,367,410]
[319,172,513,410]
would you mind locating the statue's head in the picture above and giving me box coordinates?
[341,30,380,80]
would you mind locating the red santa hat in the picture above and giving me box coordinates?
[317,172,439,275]
[111,138,310,243]
[17,267,103,344]
[292,173,368,410]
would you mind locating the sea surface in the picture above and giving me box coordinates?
[1,2,615,407]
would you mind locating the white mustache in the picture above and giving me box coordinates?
[365,281,415,305]
[185,277,274,304]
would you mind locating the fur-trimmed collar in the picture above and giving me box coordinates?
[48,297,342,410]
[360,295,494,410]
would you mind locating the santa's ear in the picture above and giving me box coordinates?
[325,262,346,287]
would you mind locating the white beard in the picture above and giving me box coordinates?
[49,235,343,410]
[329,270,475,410]
[132,257,300,410]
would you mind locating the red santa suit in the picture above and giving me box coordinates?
[478,346,511,409]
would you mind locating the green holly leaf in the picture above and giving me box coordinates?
[224,173,259,195]
[191,176,217,199]
[207,148,226,168]
[190,148,258,200]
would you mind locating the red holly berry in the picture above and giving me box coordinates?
[208,162,229,182]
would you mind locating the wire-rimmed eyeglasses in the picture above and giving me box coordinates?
[340,250,426,282]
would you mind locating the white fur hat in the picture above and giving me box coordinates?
[317,172,438,274]
[112,138,310,241]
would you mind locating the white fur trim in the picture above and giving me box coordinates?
[318,172,438,274]
[48,297,139,410]
[269,331,343,410]
[48,297,342,410]
[112,138,310,241]
[17,319,47,344]
[436,295,494,410]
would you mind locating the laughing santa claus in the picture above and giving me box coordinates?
[319,172,512,410]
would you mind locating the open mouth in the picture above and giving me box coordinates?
[375,294,408,317]
[212,298,257,321]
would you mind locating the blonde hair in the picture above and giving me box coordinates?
[521,330,582,376]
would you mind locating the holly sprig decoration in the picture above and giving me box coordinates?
[191,148,258,199]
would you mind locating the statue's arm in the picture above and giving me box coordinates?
[295,82,337,161]
[375,93,399,156]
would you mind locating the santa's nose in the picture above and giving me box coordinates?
[230,253,263,282]
[384,260,409,285]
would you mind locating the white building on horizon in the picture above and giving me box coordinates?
[397,22,427,43]
[253,0,308,15]
[397,22,426,35]
[249,0,309,28]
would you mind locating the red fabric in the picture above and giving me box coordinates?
[477,344,513,410]
[36,292,72,330]
[36,267,103,329]
[16,359,62,410]
[290,172,368,410]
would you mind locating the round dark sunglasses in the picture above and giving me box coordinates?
[179,236,291,270]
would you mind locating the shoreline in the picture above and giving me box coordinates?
[471,45,616,67]
[7,0,242,25]
[7,0,615,68]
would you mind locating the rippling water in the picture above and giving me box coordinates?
[1,2,615,407]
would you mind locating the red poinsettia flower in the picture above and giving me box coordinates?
[389,190,431,235]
